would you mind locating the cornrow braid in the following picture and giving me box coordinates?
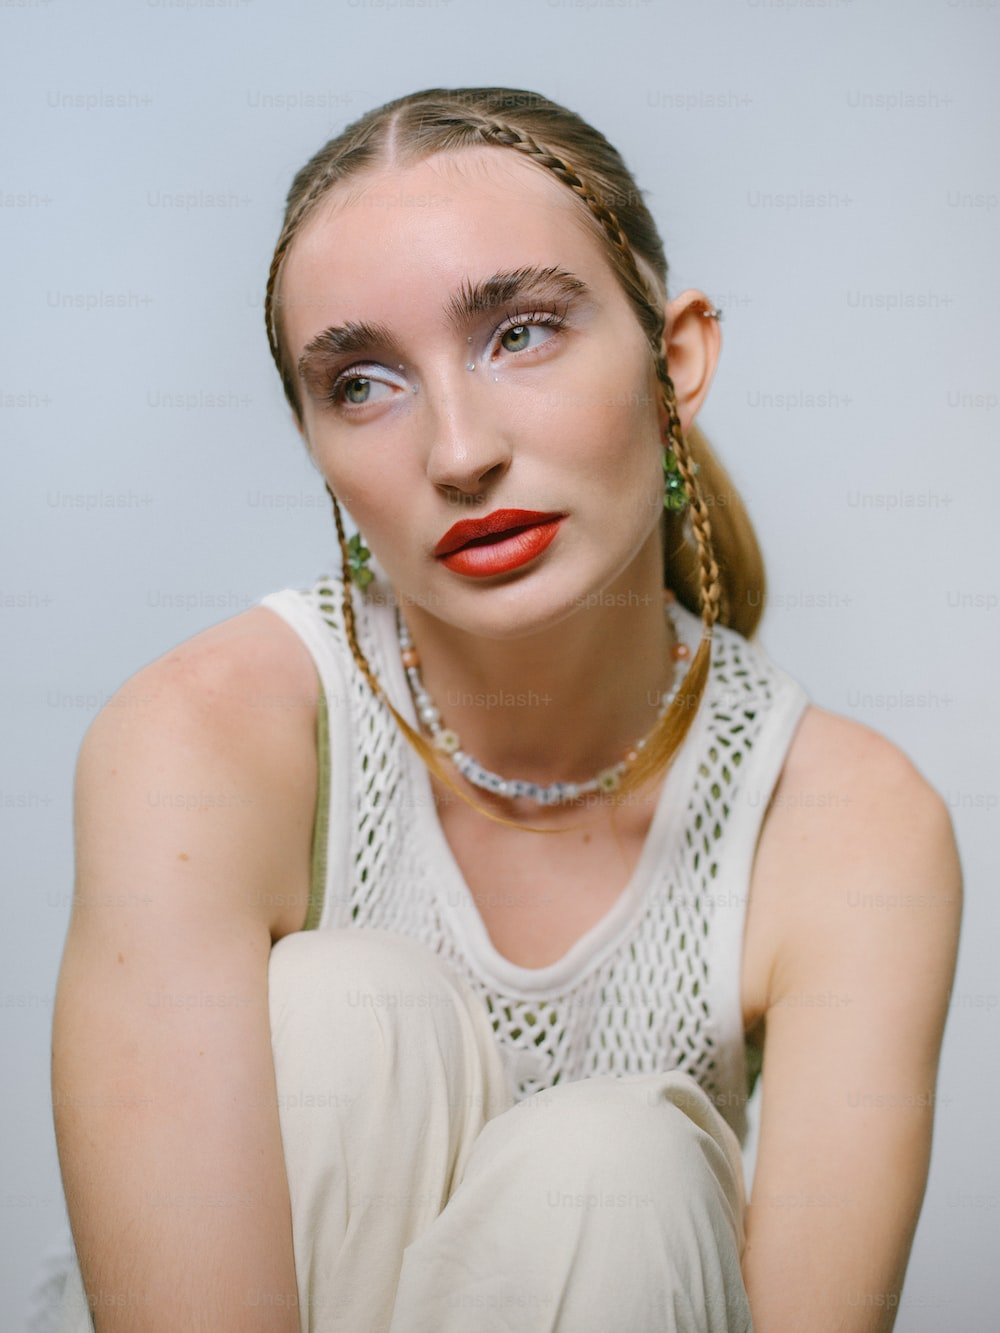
[266,130,390,414]
[472,112,721,640]
[474,120,666,351]
[265,236,298,412]
[657,363,723,632]
[326,483,384,704]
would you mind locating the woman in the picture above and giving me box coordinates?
[50,88,961,1332]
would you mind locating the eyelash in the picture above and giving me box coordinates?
[324,306,569,407]
[494,306,567,348]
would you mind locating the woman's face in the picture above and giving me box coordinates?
[280,148,670,641]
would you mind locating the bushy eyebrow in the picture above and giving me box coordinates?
[298,320,398,392]
[445,266,590,326]
[296,266,591,395]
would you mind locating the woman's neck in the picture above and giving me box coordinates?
[396,544,680,786]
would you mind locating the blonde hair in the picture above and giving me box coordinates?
[264,87,766,813]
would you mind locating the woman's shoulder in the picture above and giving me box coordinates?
[101,604,321,735]
[742,705,962,1025]
[776,705,948,814]
[79,606,322,937]
[760,703,959,907]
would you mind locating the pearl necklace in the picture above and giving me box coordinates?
[396,591,694,806]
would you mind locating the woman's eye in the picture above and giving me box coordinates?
[500,324,532,353]
[329,368,401,409]
[497,318,560,356]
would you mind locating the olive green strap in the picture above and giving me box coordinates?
[304,682,330,931]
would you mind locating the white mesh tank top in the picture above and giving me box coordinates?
[260,576,809,1145]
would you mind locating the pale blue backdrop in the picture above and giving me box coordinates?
[3,1,997,1328]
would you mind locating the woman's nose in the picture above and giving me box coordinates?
[422,373,513,497]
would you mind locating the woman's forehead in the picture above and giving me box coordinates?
[288,146,604,278]
[316,145,582,218]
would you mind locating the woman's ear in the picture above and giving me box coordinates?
[658,290,722,436]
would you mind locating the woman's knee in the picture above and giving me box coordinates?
[470,1073,745,1229]
[419,1073,750,1330]
[267,928,509,1122]
[269,927,471,1040]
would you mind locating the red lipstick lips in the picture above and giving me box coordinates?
[434,509,563,578]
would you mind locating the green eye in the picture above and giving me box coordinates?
[500,324,531,352]
[343,377,371,404]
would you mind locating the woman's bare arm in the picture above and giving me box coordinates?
[52,609,319,1332]
[741,709,962,1332]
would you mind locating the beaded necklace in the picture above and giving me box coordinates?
[396,591,693,805]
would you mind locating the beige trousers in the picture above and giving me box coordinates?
[51,927,752,1332]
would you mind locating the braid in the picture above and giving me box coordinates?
[476,121,665,348]
[656,363,723,634]
[477,116,719,638]
[265,136,384,416]
[327,485,385,702]
[478,116,721,646]
[265,183,335,414]
[265,235,298,412]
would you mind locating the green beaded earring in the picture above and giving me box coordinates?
[325,483,375,590]
[346,531,374,588]
[663,447,690,512]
